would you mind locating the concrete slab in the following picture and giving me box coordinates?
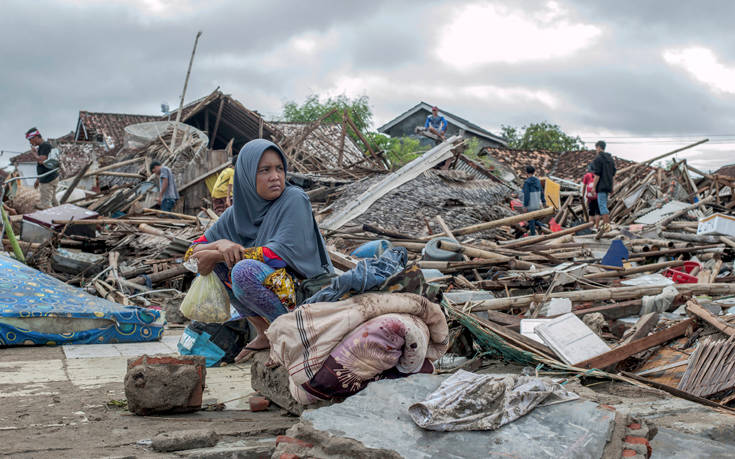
[301,374,615,459]
[62,337,178,359]
[0,359,67,384]
[651,427,732,459]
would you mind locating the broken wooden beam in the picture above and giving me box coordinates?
[686,300,735,338]
[574,318,696,370]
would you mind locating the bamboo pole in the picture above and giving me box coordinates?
[1,206,24,263]
[642,139,709,166]
[420,207,555,241]
[584,260,684,279]
[436,240,544,270]
[142,208,198,221]
[83,157,144,176]
[170,31,203,151]
[469,283,735,311]
[500,222,594,249]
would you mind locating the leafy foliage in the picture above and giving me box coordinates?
[368,133,426,167]
[500,122,585,152]
[282,94,373,134]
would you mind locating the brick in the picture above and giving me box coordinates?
[628,422,642,430]
[276,436,313,449]
[622,450,638,457]
[249,396,270,412]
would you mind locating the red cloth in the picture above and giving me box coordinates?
[582,172,597,201]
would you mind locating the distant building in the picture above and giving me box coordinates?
[377,102,507,152]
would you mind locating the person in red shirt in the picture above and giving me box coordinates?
[582,165,600,229]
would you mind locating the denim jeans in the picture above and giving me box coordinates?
[528,219,538,236]
[597,192,609,215]
[161,198,177,213]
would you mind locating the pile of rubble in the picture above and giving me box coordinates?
[3,98,735,457]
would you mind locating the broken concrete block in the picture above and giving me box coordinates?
[250,351,303,415]
[272,422,401,459]
[293,374,615,458]
[125,354,206,415]
[152,429,219,452]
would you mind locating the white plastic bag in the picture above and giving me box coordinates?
[179,273,231,323]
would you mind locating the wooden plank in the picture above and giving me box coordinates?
[621,371,735,413]
[575,318,696,369]
[686,300,735,338]
[328,249,357,271]
[621,312,660,346]
[60,161,92,204]
[178,161,231,192]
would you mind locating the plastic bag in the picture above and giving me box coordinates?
[179,273,231,323]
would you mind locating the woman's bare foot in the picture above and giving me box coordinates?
[234,333,270,363]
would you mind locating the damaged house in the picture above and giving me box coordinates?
[378,101,507,153]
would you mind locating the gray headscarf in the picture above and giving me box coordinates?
[205,139,332,279]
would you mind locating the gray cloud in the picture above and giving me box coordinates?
[2,0,734,172]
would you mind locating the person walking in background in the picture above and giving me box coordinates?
[211,154,237,215]
[582,164,600,229]
[522,165,546,236]
[25,127,60,210]
[150,161,179,212]
[591,140,616,234]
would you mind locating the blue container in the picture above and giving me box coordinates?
[350,239,392,259]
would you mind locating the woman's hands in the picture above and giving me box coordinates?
[190,239,246,271]
[192,249,222,275]
[216,240,246,269]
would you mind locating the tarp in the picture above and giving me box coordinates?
[0,254,163,346]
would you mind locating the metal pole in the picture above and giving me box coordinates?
[170,31,203,152]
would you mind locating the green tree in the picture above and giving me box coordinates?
[367,132,426,167]
[282,94,373,133]
[500,122,585,152]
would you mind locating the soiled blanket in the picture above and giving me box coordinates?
[267,293,449,404]
[409,370,579,431]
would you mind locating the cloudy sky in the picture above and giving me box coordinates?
[2,0,734,172]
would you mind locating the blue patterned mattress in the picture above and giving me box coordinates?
[0,254,164,346]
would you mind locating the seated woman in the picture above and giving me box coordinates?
[185,139,333,362]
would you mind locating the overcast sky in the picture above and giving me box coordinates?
[2,0,734,172]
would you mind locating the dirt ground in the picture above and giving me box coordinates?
[0,344,297,458]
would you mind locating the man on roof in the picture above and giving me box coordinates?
[424,106,447,141]
[25,127,60,210]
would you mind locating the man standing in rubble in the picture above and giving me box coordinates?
[591,140,616,233]
[425,106,448,141]
[150,161,179,212]
[25,127,60,210]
